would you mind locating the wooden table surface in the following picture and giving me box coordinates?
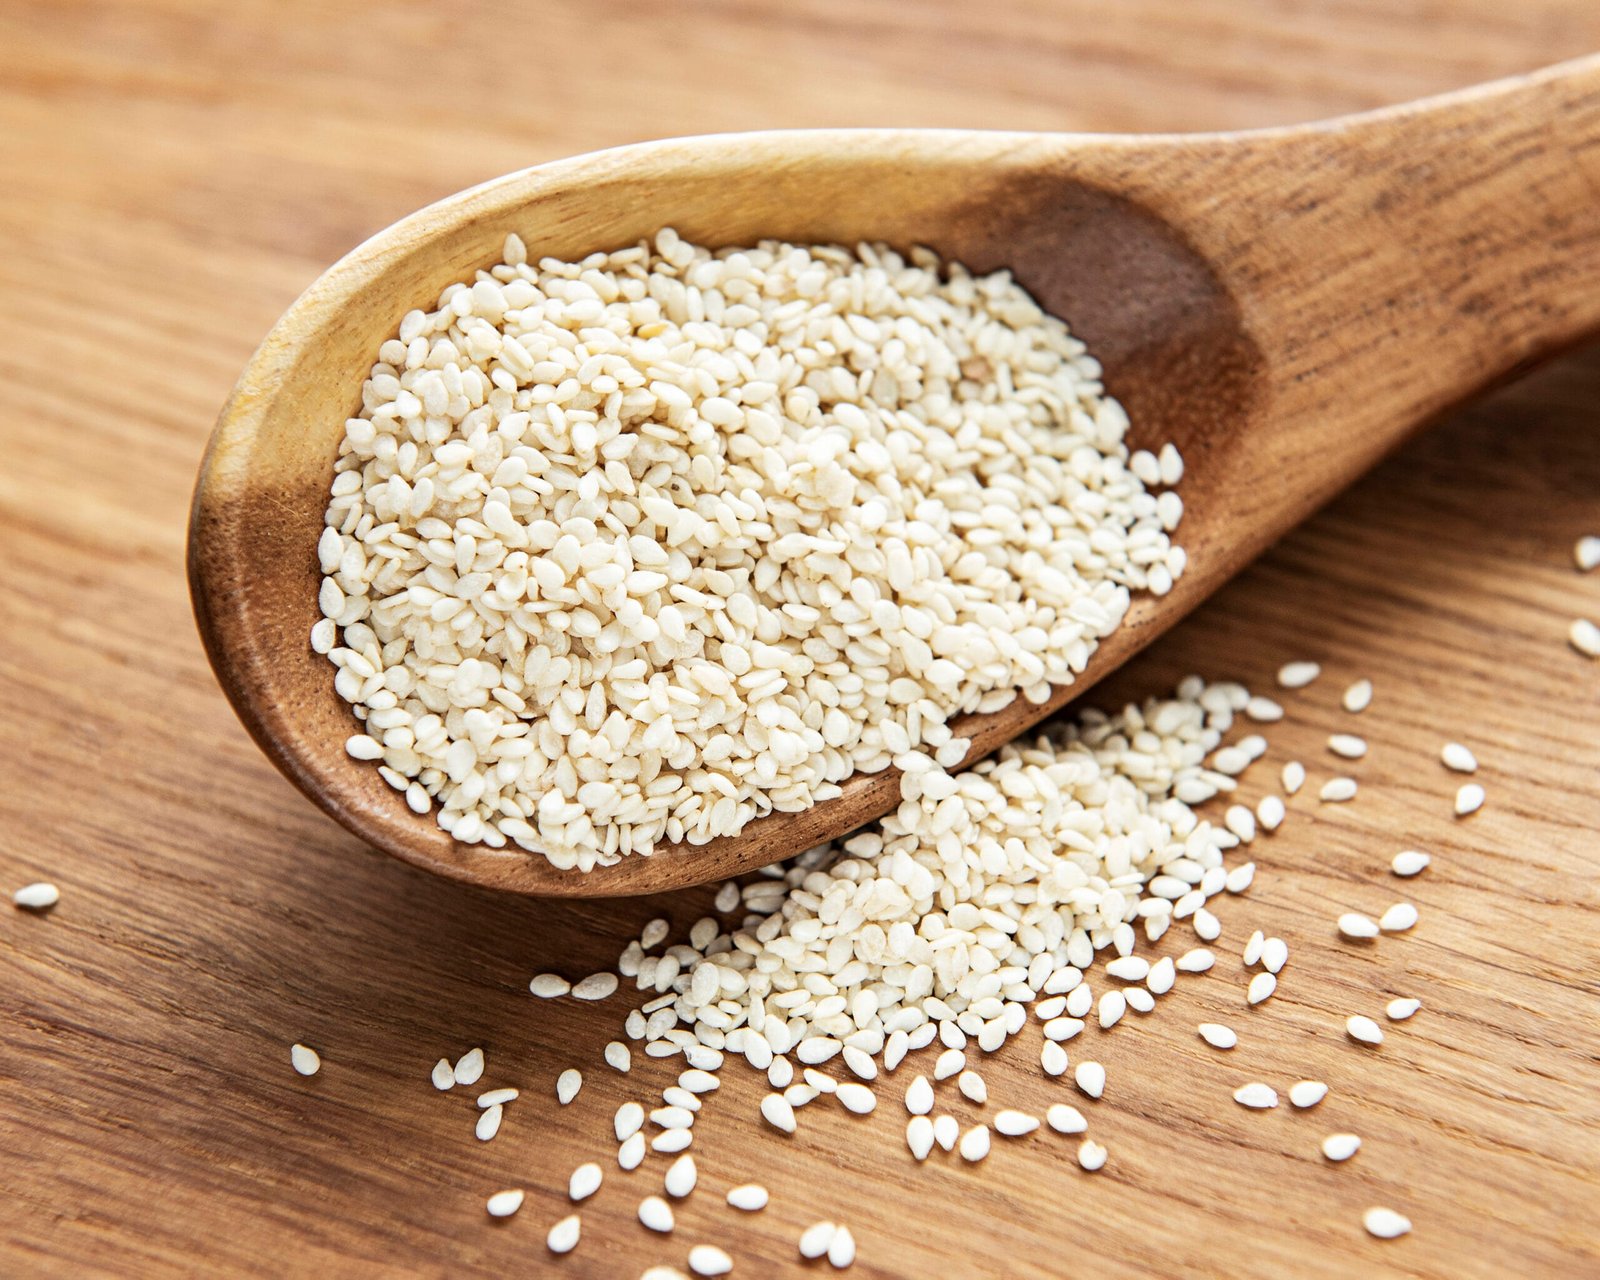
[4,2,1600,1277]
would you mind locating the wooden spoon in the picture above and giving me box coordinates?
[190,56,1600,897]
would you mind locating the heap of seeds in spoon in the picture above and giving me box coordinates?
[315,230,1185,867]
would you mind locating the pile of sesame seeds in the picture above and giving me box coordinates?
[274,660,1489,1269]
[315,230,1185,868]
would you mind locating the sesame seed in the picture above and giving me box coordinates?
[1225,858,1256,890]
[639,1196,675,1233]
[453,1048,484,1086]
[1198,1023,1238,1050]
[934,1048,965,1080]
[1569,619,1600,657]
[679,1069,720,1094]
[688,1245,732,1276]
[1046,1104,1088,1134]
[1289,1081,1328,1108]
[290,1044,320,1077]
[664,1154,697,1198]
[1233,1082,1278,1109]
[932,1114,959,1152]
[1177,948,1215,973]
[836,1083,877,1114]
[1125,988,1156,1014]
[1193,908,1222,941]
[615,1102,645,1140]
[1244,930,1265,966]
[477,1087,518,1107]
[476,1104,503,1142]
[1342,679,1373,713]
[827,1226,857,1269]
[1455,783,1485,816]
[1440,743,1477,773]
[431,1058,455,1090]
[572,972,618,1001]
[1097,990,1128,1029]
[569,1163,602,1201]
[557,1069,582,1105]
[1386,997,1422,1020]
[799,1222,837,1259]
[760,1093,797,1134]
[1338,913,1380,940]
[1282,761,1307,795]
[1066,984,1094,1017]
[1328,734,1367,760]
[958,1125,991,1162]
[618,1133,646,1170]
[1322,1133,1361,1162]
[1320,777,1358,802]
[1105,955,1150,982]
[529,973,570,998]
[652,1104,696,1129]
[485,1189,524,1218]
[652,1129,693,1154]
[1040,1042,1069,1077]
[1146,956,1176,995]
[1363,1208,1412,1240]
[12,882,59,910]
[727,1184,769,1211]
[1380,902,1418,932]
[906,1115,935,1160]
[1247,973,1277,1005]
[1261,937,1289,974]
[605,1041,632,1072]
[1245,696,1285,722]
[546,1214,581,1254]
[995,1110,1040,1137]
[1074,1061,1106,1099]
[905,1075,934,1114]
[1257,795,1286,830]
[1077,1139,1108,1171]
[1575,536,1600,571]
[1391,850,1431,877]
[1277,661,1321,689]
[1346,1015,1384,1045]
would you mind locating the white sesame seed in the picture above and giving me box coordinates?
[557,1069,582,1105]
[1146,956,1176,995]
[431,1058,455,1091]
[1097,990,1128,1029]
[529,973,570,998]
[1066,984,1094,1017]
[1225,859,1256,891]
[664,1154,697,1198]
[836,1083,877,1114]
[1575,536,1600,571]
[1247,972,1277,1005]
[1342,679,1373,713]
[957,1070,987,1104]
[934,1048,965,1080]
[906,1115,935,1160]
[290,1044,320,1077]
[1440,743,1477,773]
[828,1225,857,1269]
[995,1109,1039,1137]
[1455,783,1485,816]
[477,1087,518,1108]
[1282,761,1307,795]
[605,1041,632,1072]
[1346,1015,1384,1045]
[1386,997,1422,1020]
[905,1075,934,1115]
[1277,661,1321,689]
[572,972,618,1001]
[1244,930,1265,966]
[1257,795,1286,831]
[760,1093,797,1134]
[1363,1208,1412,1240]
[1233,1082,1278,1109]
[1177,948,1215,973]
[1125,988,1156,1014]
[1320,777,1358,802]
[1046,1104,1088,1134]
[1322,1133,1361,1162]
[1074,1061,1106,1099]
[958,1125,991,1162]
[486,1189,524,1218]
[1392,850,1431,877]
[615,1102,645,1140]
[1040,1042,1069,1077]
[569,1163,602,1202]
[932,1114,959,1152]
[1338,913,1380,940]
[476,1104,503,1141]
[546,1214,581,1254]
[1044,1016,1086,1042]
[1077,1139,1108,1171]
[618,1133,646,1170]
[1105,955,1150,982]
[1193,908,1221,941]
[1289,1081,1328,1108]
[1380,902,1418,932]
[1569,619,1600,657]
[679,1069,720,1094]
[1328,734,1367,760]
[727,1184,769,1211]
[639,1196,675,1233]
[714,881,741,914]
[652,1129,693,1154]
[1245,696,1284,722]
[1261,937,1289,974]
[1198,1023,1238,1050]
[12,882,59,910]
[453,1048,484,1086]
[688,1245,732,1276]
[652,1104,695,1129]
[662,1087,700,1112]
[799,1222,837,1259]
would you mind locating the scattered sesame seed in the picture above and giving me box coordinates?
[1177,948,1215,973]
[1346,1015,1384,1045]
[1363,1208,1412,1240]
[572,972,619,1001]
[639,1196,675,1233]
[932,1114,960,1152]
[1391,850,1431,877]
[1342,679,1373,713]
[1146,956,1176,995]
[1066,985,1094,1017]
[714,881,741,914]
[1386,997,1422,1020]
[1245,695,1285,722]
[1257,795,1286,830]
[1233,1082,1278,1109]
[664,1154,698,1198]
[431,1058,455,1091]
[1193,908,1222,941]
[688,1244,733,1276]
[1440,743,1477,773]
[1277,661,1321,689]
[1105,955,1150,982]
[1380,903,1418,932]
[485,1189,524,1218]
[605,1041,632,1072]
[827,1225,857,1269]
[1455,783,1485,816]
[557,1069,583,1105]
[1097,990,1128,1029]
[727,1184,768,1211]
[477,1087,517,1108]
[1289,1081,1328,1108]
[453,1048,484,1086]
[1247,973,1277,1005]
[1575,536,1600,571]
[679,1069,720,1094]
[547,1214,581,1254]
[934,1048,965,1080]
[290,1044,321,1077]
[799,1222,837,1259]
[1198,1023,1238,1050]
[618,1132,646,1170]
[1322,1133,1361,1162]
[652,1129,693,1154]
[1040,1042,1069,1077]
[1125,988,1156,1014]
[1338,913,1380,940]
[958,1125,992,1162]
[1243,930,1265,966]
[995,1109,1040,1137]
[615,1101,645,1141]
[1320,777,1358,802]
[476,1104,503,1142]
[1328,734,1367,760]
[1077,1139,1108,1171]
[760,1093,797,1134]
[906,1115,935,1161]
[1225,859,1256,891]
[569,1163,602,1202]
[1046,1104,1088,1134]
[1569,619,1600,657]
[1282,761,1307,795]
[905,1075,934,1115]
[11,882,59,910]
[529,973,570,998]
[836,1083,877,1114]
[1074,1061,1106,1099]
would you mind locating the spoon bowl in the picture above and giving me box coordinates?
[190,57,1600,895]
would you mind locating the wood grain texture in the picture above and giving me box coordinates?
[3,1,1600,1275]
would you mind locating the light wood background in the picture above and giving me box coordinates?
[3,2,1600,1277]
